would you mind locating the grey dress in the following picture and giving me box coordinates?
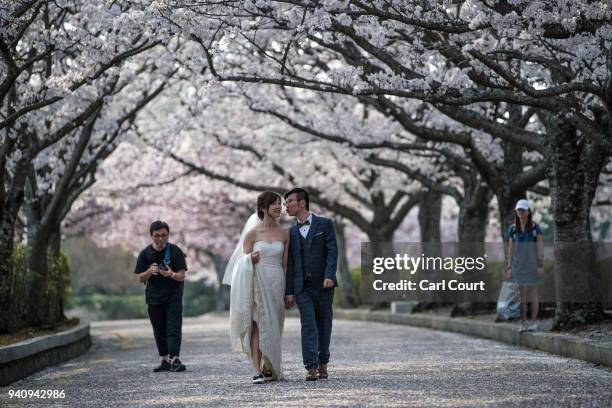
[508,223,542,286]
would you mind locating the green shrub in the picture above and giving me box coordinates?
[333,266,362,306]
[68,278,220,320]
[48,250,72,306]
[7,245,72,329]
[10,245,31,323]
[184,295,217,317]
[70,294,148,320]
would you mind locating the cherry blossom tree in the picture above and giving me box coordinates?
[237,85,496,243]
[145,0,611,328]
[4,1,611,330]
[63,143,256,311]
[1,0,176,331]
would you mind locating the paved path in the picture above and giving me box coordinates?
[2,314,612,407]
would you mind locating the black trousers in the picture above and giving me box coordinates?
[147,301,182,358]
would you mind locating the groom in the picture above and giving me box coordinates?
[284,188,338,381]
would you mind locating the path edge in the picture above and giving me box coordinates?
[0,321,91,386]
[334,309,612,368]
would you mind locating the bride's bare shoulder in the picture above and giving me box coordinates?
[245,228,259,241]
[282,227,291,239]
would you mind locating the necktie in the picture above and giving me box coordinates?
[297,220,310,228]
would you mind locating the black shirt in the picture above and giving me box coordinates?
[134,243,187,305]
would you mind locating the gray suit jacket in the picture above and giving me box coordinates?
[285,215,338,296]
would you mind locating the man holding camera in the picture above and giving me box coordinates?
[135,220,187,372]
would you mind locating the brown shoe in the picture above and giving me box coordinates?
[306,368,318,381]
[318,364,328,379]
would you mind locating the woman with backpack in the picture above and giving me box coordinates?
[506,199,544,332]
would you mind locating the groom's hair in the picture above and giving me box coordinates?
[257,191,281,220]
[284,188,309,210]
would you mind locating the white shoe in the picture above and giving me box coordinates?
[519,322,528,332]
[252,372,265,384]
[528,321,539,331]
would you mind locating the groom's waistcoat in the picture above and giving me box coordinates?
[299,232,319,282]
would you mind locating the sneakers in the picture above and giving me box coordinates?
[519,321,540,332]
[306,368,318,381]
[252,372,265,384]
[528,321,540,331]
[263,370,274,381]
[170,358,186,372]
[153,360,171,372]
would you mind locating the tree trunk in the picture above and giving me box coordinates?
[26,226,66,328]
[363,229,395,310]
[25,186,65,328]
[49,222,61,257]
[0,164,28,333]
[544,118,606,330]
[452,182,493,316]
[334,219,359,308]
[49,222,67,323]
[0,227,16,334]
[458,183,490,244]
[418,189,442,243]
[495,129,529,239]
[413,190,443,311]
[26,225,52,327]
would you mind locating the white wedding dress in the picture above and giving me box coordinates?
[251,240,286,378]
[225,231,286,380]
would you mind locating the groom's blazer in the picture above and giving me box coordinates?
[285,214,338,296]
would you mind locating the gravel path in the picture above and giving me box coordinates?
[2,314,612,407]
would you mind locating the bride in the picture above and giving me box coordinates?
[223,191,289,383]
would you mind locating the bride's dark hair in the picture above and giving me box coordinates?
[257,191,281,220]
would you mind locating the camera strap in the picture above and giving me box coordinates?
[163,244,171,267]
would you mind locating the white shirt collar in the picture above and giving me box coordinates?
[299,213,313,225]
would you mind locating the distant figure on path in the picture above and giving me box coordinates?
[134,220,188,372]
[506,199,544,332]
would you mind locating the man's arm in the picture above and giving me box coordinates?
[166,246,188,281]
[158,266,186,280]
[137,268,149,283]
[170,269,186,281]
[135,251,156,283]
[324,218,338,283]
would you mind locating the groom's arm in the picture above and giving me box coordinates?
[324,218,338,283]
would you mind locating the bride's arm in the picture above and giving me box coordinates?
[243,230,260,264]
[282,228,290,274]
